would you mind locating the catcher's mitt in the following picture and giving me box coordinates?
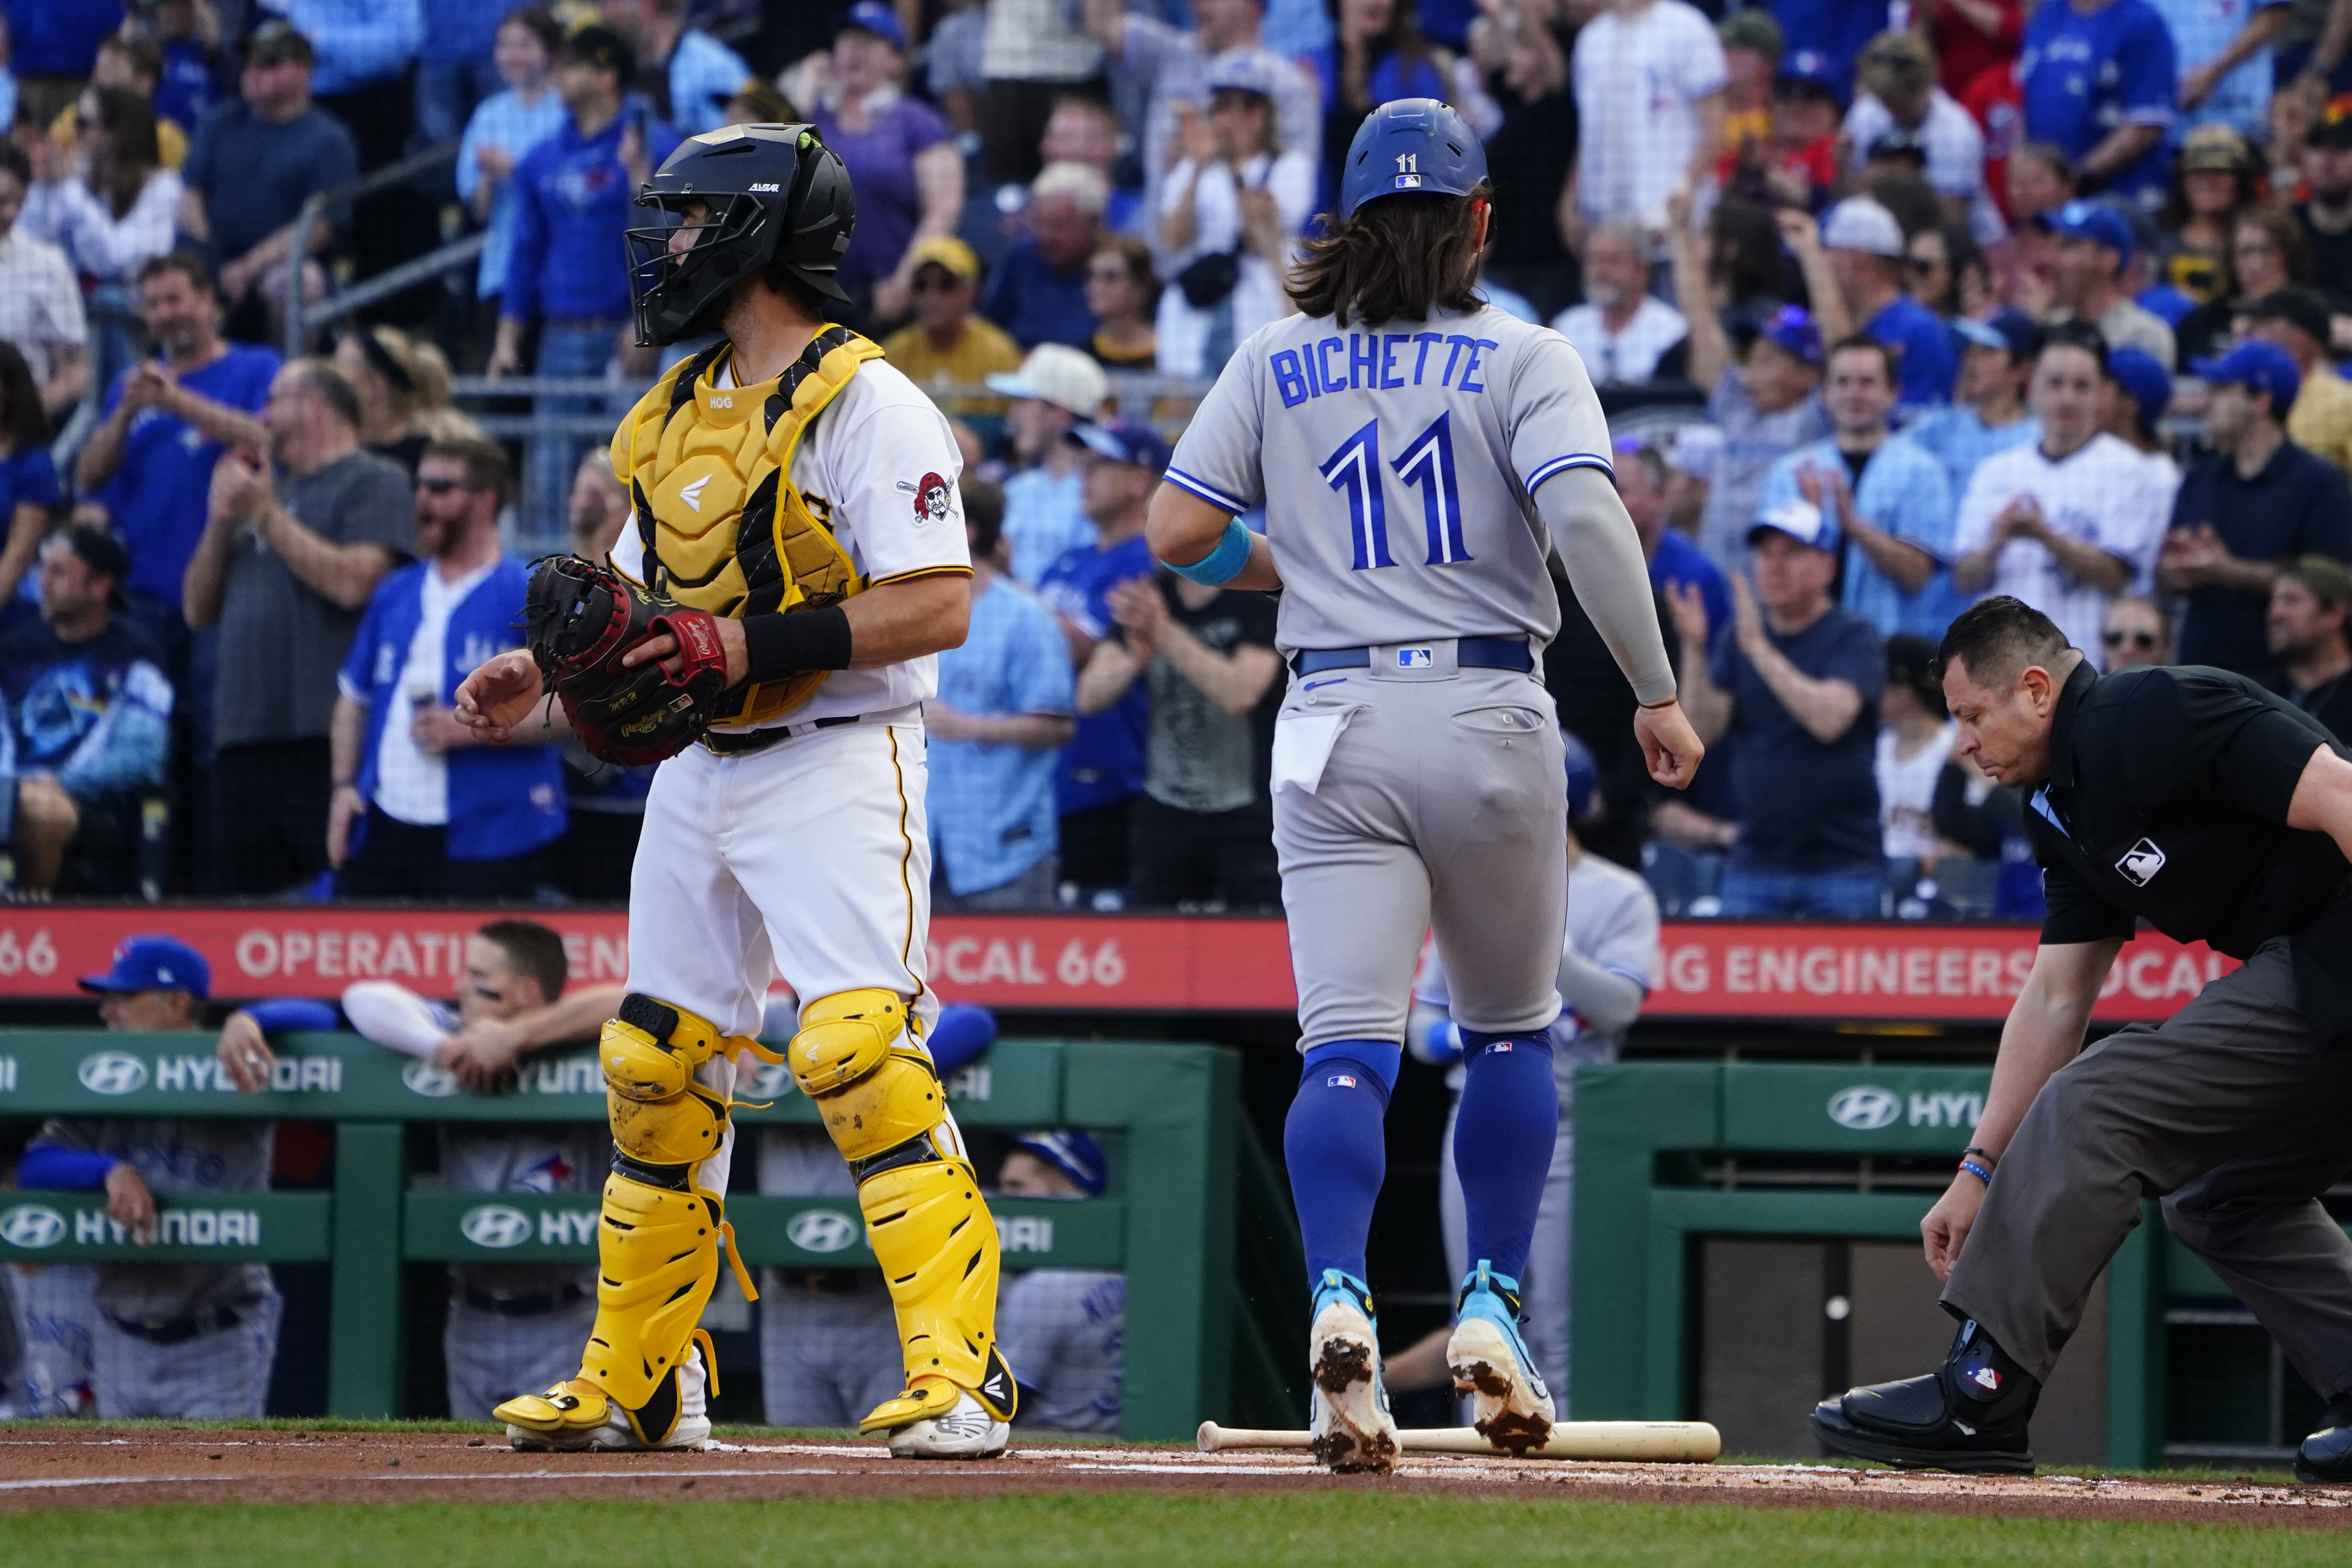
[523,554,729,766]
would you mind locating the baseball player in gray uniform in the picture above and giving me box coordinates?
[1408,735,1661,1409]
[17,938,279,1419]
[1146,100,1700,1471]
[994,1131,1124,1434]
[219,920,616,1420]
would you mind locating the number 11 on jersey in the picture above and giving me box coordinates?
[1319,412,1471,571]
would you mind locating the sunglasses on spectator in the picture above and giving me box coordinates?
[910,274,966,293]
[416,476,470,494]
[1903,256,1944,273]
[2102,630,2159,649]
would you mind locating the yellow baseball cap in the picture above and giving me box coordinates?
[908,236,982,280]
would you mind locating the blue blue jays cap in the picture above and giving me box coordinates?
[840,0,907,51]
[1756,304,1823,366]
[2105,345,2174,431]
[1562,731,1601,823]
[2044,199,2135,264]
[2191,338,2300,414]
[1339,97,1488,219]
[1775,47,1846,104]
[1068,418,1170,474]
[1009,1130,1108,1196]
[80,935,211,999]
[1954,307,2038,359]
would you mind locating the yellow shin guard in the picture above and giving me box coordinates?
[532,994,762,1440]
[791,989,1016,1432]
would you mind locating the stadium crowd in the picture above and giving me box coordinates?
[0,0,2341,925]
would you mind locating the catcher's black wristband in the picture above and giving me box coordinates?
[741,604,852,682]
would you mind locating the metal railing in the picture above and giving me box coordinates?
[284,141,479,359]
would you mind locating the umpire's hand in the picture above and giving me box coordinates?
[1921,1172,1988,1283]
[455,651,544,744]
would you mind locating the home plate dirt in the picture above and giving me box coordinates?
[0,1426,2346,1528]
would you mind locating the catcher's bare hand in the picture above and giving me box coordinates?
[455,650,545,743]
[621,615,749,687]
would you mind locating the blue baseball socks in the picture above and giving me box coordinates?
[1284,1040,1401,1285]
[1452,1029,1558,1285]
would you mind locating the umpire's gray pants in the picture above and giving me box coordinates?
[1274,664,1567,1047]
[1945,937,2352,1398]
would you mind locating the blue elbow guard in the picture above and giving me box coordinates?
[1166,517,1254,585]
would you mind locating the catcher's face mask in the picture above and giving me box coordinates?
[625,190,778,346]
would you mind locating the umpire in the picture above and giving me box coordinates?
[1812,596,2352,1481]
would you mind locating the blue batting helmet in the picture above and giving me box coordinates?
[1337,98,1488,219]
[1563,732,1601,825]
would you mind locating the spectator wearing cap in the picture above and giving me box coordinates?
[927,478,1074,910]
[1679,294,1830,575]
[880,237,1026,405]
[2149,0,2288,141]
[807,3,959,322]
[1717,7,1784,162]
[1155,55,1314,380]
[1082,0,1319,270]
[1842,30,2004,244]
[1716,46,1841,211]
[1075,523,1282,914]
[2160,125,2262,306]
[2296,98,2352,306]
[2099,342,2180,494]
[2268,556,2352,738]
[1671,496,1887,918]
[454,7,568,318]
[2157,340,2352,684]
[0,526,171,896]
[1565,0,1726,246]
[595,0,748,137]
[2245,286,2352,477]
[995,1130,1124,1432]
[487,25,680,545]
[985,161,1107,352]
[987,344,1109,585]
[2044,199,2177,368]
[179,20,359,347]
[330,438,564,901]
[1768,0,1893,94]
[1036,419,1164,909]
[1551,221,1688,386]
[1951,322,2170,656]
[2016,0,2176,209]
[1822,197,1959,411]
[16,937,281,1419]
[1905,309,2042,500]
[1754,335,1961,640]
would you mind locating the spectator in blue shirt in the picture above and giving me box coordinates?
[985,343,1109,585]
[597,0,750,136]
[415,0,510,152]
[76,253,278,631]
[984,161,1107,351]
[5,0,122,118]
[487,25,678,547]
[0,526,171,897]
[330,438,564,900]
[928,478,1075,910]
[1820,196,1956,411]
[0,341,58,621]
[1768,0,1890,104]
[1903,309,2042,502]
[177,21,360,345]
[1037,419,1162,909]
[1756,336,1961,640]
[1672,501,1887,918]
[456,8,566,311]
[143,0,219,135]
[2018,0,2177,210]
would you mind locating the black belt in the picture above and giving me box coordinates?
[772,1268,877,1297]
[460,1284,589,1318]
[701,714,860,756]
[105,1305,242,1346]
[1290,637,1534,677]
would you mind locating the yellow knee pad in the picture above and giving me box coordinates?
[790,989,948,1161]
[578,1169,723,1417]
[601,993,749,1172]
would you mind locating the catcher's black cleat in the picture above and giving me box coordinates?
[1810,1318,2039,1474]
[2295,1395,2352,1484]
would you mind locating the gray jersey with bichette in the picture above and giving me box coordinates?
[1165,303,1636,659]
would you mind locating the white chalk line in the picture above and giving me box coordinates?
[0,1467,852,1492]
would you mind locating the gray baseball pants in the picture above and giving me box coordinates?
[1274,659,1568,1047]
[1945,937,2352,1399]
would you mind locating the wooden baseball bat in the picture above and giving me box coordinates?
[1195,1420,1722,1462]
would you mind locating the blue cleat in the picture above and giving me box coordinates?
[1447,1260,1556,1452]
[1307,1268,1400,1473]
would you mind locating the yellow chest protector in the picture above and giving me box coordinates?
[610,325,884,726]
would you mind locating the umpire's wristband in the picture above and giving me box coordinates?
[741,605,852,683]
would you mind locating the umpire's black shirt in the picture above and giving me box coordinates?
[2028,661,2348,959]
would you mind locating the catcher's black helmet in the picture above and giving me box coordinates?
[623,123,856,347]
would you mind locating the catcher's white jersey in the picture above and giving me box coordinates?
[608,353,972,728]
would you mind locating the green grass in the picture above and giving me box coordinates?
[6,1495,2346,1568]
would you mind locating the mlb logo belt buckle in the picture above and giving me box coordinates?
[1396,646,1435,670]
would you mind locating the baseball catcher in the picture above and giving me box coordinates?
[456,124,1014,1457]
